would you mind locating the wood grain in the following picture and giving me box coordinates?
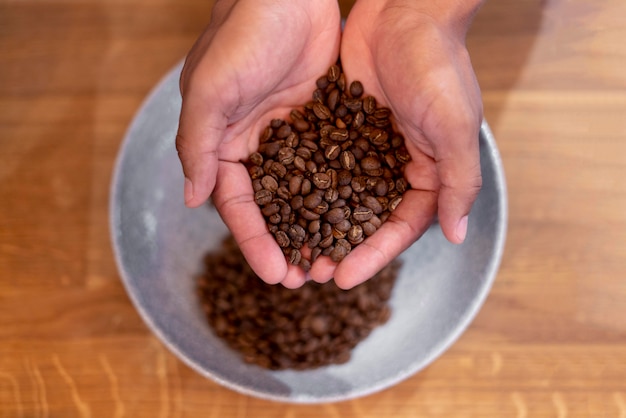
[1,0,626,416]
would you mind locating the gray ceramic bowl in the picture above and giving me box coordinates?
[110,62,507,403]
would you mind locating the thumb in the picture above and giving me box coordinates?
[434,121,482,244]
[175,93,227,208]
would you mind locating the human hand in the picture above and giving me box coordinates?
[310,0,484,288]
[176,0,341,287]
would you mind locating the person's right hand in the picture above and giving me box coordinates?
[176,0,341,288]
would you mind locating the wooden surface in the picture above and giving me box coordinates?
[1,0,626,416]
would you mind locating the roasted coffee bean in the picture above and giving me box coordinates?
[362,221,377,236]
[389,196,402,211]
[327,64,341,82]
[313,200,329,215]
[312,173,332,189]
[324,188,339,203]
[335,104,348,118]
[308,232,322,248]
[338,185,352,200]
[300,207,320,221]
[330,245,347,262]
[330,128,349,142]
[340,150,356,170]
[319,234,334,249]
[324,207,346,224]
[335,118,347,130]
[261,175,278,192]
[277,124,292,139]
[363,96,377,114]
[271,119,283,129]
[301,178,312,195]
[362,196,384,215]
[303,193,322,210]
[288,224,306,242]
[255,190,273,206]
[276,186,291,201]
[335,219,352,233]
[289,175,303,195]
[337,73,347,91]
[290,195,304,210]
[352,206,374,222]
[274,231,290,248]
[310,247,322,262]
[321,222,333,237]
[344,98,362,112]
[262,203,280,217]
[348,225,364,244]
[249,152,263,166]
[327,89,340,111]
[325,143,341,160]
[361,155,381,171]
[252,179,263,192]
[349,80,364,98]
[313,102,332,120]
[289,248,302,265]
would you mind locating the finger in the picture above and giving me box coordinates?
[308,255,336,284]
[333,189,437,289]
[175,88,228,208]
[430,113,482,244]
[280,264,307,289]
[212,161,288,285]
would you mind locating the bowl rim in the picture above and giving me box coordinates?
[109,62,508,404]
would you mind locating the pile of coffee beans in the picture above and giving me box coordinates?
[246,62,411,271]
[198,236,400,370]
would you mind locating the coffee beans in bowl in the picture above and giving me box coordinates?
[246,62,411,270]
[198,235,400,370]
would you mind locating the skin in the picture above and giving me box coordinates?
[176,0,341,288]
[176,0,483,289]
[313,0,484,288]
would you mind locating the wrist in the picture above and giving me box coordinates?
[357,0,484,38]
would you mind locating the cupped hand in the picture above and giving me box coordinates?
[311,0,483,289]
[176,0,341,287]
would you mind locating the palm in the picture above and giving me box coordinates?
[177,0,342,287]
[315,2,482,288]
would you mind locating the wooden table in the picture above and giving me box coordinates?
[2,0,625,416]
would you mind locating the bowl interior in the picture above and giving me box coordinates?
[110,62,507,403]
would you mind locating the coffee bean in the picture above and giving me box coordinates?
[301,178,312,195]
[363,96,377,114]
[330,245,347,262]
[340,150,356,170]
[308,232,322,248]
[312,172,331,189]
[327,89,340,111]
[255,189,273,206]
[325,144,341,160]
[362,221,377,236]
[330,128,349,142]
[352,206,373,222]
[290,195,304,210]
[335,219,352,233]
[349,80,364,98]
[389,196,402,211]
[362,196,384,215]
[348,225,364,245]
[274,231,290,248]
[316,75,330,89]
[344,98,362,112]
[289,175,303,195]
[261,175,278,192]
[303,193,322,210]
[324,207,345,224]
[313,102,331,120]
[289,248,302,265]
[327,64,340,82]
[335,104,348,118]
[319,234,334,249]
[299,207,320,221]
[277,124,292,139]
[324,188,339,203]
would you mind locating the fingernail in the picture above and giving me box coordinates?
[455,215,468,243]
[184,177,193,204]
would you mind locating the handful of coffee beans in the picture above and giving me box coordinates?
[198,236,400,370]
[246,62,411,271]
